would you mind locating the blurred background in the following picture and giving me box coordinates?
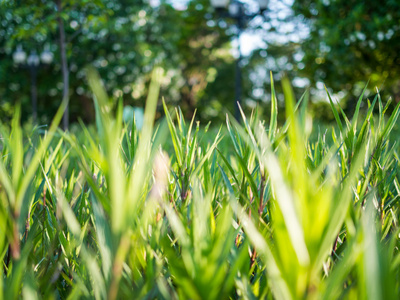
[1,0,399,128]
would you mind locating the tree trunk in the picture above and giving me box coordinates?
[30,65,38,123]
[56,0,69,130]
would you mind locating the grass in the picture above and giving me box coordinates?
[0,68,400,299]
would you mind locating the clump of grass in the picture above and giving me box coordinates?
[0,69,399,299]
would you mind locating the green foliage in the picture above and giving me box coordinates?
[292,0,400,102]
[0,71,400,299]
[0,0,234,123]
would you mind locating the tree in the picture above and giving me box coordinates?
[0,0,236,124]
[292,0,400,104]
[0,0,109,127]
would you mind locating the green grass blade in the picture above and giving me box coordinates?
[324,85,343,133]
[269,72,278,141]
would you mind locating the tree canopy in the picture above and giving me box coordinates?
[1,0,399,124]
[0,0,235,123]
[292,0,400,103]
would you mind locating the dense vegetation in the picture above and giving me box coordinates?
[0,0,235,123]
[0,69,399,299]
[3,0,399,124]
[292,0,400,101]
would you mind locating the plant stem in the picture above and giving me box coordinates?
[108,233,131,300]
